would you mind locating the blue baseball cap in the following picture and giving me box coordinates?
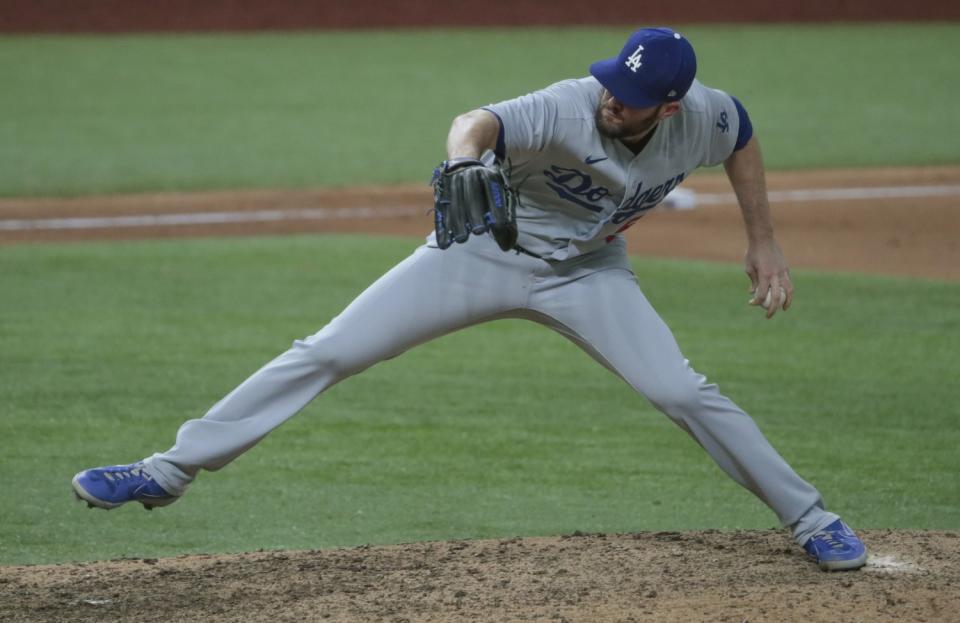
[589,27,697,109]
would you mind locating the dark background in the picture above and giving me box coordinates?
[2,0,958,33]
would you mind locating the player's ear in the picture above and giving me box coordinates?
[660,102,682,120]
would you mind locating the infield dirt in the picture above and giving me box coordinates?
[2,530,958,622]
[2,167,958,621]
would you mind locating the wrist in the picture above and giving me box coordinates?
[745,223,775,245]
[444,156,484,173]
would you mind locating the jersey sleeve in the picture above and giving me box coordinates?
[730,96,753,151]
[482,85,563,163]
[698,87,744,167]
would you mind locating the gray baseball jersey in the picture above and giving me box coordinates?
[142,76,838,546]
[479,77,739,260]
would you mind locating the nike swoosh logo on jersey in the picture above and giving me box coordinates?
[585,155,608,165]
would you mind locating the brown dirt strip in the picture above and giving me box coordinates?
[2,166,959,281]
[2,530,957,622]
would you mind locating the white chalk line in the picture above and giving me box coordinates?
[1,184,959,232]
[0,206,424,232]
[694,184,960,206]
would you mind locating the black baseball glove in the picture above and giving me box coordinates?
[430,156,518,252]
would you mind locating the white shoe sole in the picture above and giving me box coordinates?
[817,551,868,571]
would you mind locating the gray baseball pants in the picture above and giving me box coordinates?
[144,234,837,544]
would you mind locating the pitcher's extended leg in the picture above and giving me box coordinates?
[145,238,535,495]
[527,260,836,545]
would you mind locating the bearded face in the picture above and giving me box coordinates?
[594,89,667,142]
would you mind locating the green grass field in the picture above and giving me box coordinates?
[1,236,957,565]
[2,23,959,197]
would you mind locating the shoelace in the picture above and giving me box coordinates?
[103,464,150,482]
[812,530,846,550]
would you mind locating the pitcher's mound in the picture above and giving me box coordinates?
[2,529,957,622]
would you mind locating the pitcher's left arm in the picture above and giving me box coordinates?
[724,135,793,319]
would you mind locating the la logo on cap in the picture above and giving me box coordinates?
[625,44,644,72]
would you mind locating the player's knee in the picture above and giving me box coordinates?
[646,379,704,419]
[292,330,378,379]
[290,335,353,378]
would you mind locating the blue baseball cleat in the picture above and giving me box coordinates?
[72,462,178,511]
[803,519,867,571]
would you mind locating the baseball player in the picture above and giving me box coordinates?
[72,28,867,571]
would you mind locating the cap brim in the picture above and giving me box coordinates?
[589,57,663,109]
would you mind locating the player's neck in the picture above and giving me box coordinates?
[619,123,659,155]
